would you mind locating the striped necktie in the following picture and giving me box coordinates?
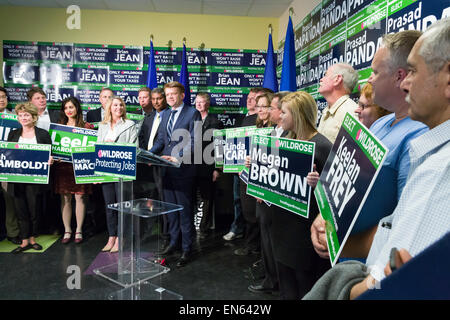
[167,109,178,140]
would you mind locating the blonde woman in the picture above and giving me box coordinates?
[271,91,333,299]
[7,103,53,253]
[97,96,137,253]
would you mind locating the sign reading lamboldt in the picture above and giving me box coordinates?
[0,141,51,184]
[49,123,98,162]
[247,135,315,218]
[314,113,388,266]
[94,142,137,180]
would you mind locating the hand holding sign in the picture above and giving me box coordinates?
[311,214,329,259]
[307,164,319,188]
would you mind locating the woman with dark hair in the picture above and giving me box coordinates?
[7,103,53,253]
[54,97,94,244]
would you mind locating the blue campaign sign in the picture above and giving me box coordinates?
[0,141,51,184]
[94,142,136,180]
[0,114,21,141]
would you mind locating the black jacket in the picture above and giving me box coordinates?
[7,127,52,196]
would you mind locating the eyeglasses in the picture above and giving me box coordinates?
[358,102,375,110]
[257,105,270,109]
[0,95,7,100]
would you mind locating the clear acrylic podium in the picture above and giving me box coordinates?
[94,196,184,300]
[93,147,184,300]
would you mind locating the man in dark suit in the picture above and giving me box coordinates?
[137,88,170,199]
[27,87,59,130]
[193,93,224,239]
[86,88,113,123]
[150,81,202,267]
[138,87,153,116]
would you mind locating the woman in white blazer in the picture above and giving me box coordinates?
[97,96,137,253]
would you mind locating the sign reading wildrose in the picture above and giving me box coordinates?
[0,141,51,184]
[223,126,273,173]
[0,113,21,141]
[247,135,315,218]
[94,142,137,180]
[49,123,98,162]
[71,145,128,184]
[314,113,388,266]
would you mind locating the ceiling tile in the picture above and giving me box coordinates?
[105,0,155,11]
[203,2,251,16]
[55,0,108,10]
[248,3,289,17]
[152,0,202,14]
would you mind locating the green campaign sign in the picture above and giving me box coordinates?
[223,126,273,173]
[49,123,98,162]
[0,141,51,184]
[213,129,226,168]
[247,135,315,217]
[314,113,388,266]
[71,145,128,184]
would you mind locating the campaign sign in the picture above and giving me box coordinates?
[71,146,124,184]
[247,135,315,218]
[213,129,226,168]
[314,113,388,266]
[0,142,51,184]
[223,126,273,173]
[94,142,136,180]
[0,113,21,141]
[49,123,98,162]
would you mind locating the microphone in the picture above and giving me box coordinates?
[113,119,143,144]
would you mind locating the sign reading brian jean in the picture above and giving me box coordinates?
[94,142,137,180]
[314,113,388,266]
[49,123,98,162]
[247,135,315,218]
[0,141,51,184]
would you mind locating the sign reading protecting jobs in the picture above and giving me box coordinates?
[0,113,21,141]
[222,126,273,173]
[71,146,126,184]
[0,142,51,184]
[314,113,388,266]
[247,135,315,218]
[49,123,98,162]
[94,142,137,180]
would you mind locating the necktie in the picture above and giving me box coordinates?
[167,109,178,140]
[147,112,160,150]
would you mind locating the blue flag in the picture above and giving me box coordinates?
[179,43,191,106]
[146,40,158,89]
[280,16,296,92]
[262,33,278,92]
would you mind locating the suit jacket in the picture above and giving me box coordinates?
[197,114,224,179]
[150,104,201,179]
[7,127,52,196]
[48,109,60,124]
[86,107,102,124]
[138,108,169,150]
